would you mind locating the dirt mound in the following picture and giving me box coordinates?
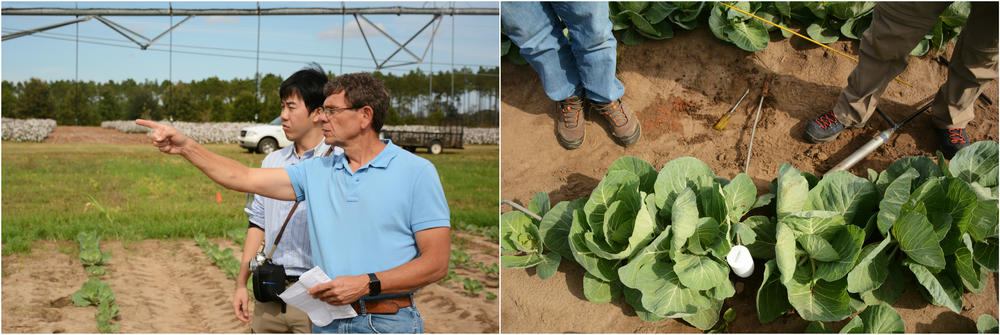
[2,235,498,333]
[500,28,998,333]
[43,126,149,144]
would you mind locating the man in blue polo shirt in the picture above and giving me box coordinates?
[136,72,451,334]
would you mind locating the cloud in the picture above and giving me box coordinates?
[204,16,240,25]
[316,20,387,40]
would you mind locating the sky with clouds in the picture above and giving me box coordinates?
[1,1,500,83]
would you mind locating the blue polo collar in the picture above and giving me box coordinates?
[333,139,399,171]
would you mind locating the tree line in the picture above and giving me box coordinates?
[1,67,499,127]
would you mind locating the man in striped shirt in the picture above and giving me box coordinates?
[232,64,342,333]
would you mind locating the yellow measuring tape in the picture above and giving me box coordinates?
[719,2,913,87]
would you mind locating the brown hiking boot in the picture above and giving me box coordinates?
[590,99,640,146]
[555,96,585,149]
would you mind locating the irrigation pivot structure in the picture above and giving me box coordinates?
[3,4,500,123]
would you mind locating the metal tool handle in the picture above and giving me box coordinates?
[744,76,773,174]
[714,88,751,131]
[827,128,896,173]
[501,200,542,221]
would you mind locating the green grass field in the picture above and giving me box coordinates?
[1,142,498,255]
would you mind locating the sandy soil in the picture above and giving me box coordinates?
[500,27,999,333]
[2,232,498,333]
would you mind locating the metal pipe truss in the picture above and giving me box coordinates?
[1,7,498,16]
[2,6,497,69]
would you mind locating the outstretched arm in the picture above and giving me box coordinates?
[135,119,296,200]
[308,227,451,305]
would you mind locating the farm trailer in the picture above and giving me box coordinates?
[381,124,464,154]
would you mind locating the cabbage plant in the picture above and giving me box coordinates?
[500,192,563,279]
[502,142,998,331]
[757,164,874,322]
[610,2,707,46]
[758,141,998,327]
[551,156,757,329]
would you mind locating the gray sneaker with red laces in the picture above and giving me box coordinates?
[590,98,640,147]
[936,127,970,159]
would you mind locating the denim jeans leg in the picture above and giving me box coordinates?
[551,2,624,103]
[502,2,582,102]
[311,307,423,334]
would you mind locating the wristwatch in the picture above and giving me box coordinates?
[367,273,381,296]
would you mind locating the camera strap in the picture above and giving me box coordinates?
[264,143,337,261]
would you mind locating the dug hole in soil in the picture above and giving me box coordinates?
[500,28,999,333]
[2,231,498,333]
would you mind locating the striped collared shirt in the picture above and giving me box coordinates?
[244,139,343,276]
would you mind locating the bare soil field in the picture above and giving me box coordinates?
[43,126,149,145]
[2,231,498,333]
[500,27,999,333]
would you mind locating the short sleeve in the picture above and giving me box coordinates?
[409,161,451,232]
[244,193,266,228]
[284,161,310,202]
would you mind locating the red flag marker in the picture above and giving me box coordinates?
[216,192,222,203]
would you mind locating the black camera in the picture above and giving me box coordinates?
[252,259,287,303]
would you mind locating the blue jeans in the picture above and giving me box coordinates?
[312,306,423,334]
[502,2,624,103]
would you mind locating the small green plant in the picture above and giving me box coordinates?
[77,231,111,269]
[72,277,115,307]
[477,263,499,276]
[485,292,497,301]
[95,301,120,333]
[86,266,107,276]
[462,277,484,296]
[451,249,472,267]
[500,192,562,280]
[196,235,242,279]
[708,308,736,333]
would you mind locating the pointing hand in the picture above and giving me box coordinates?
[135,119,189,155]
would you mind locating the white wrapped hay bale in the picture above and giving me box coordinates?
[2,118,57,142]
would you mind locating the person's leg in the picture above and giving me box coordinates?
[933,2,998,129]
[551,2,638,146]
[932,2,998,157]
[282,304,313,333]
[834,2,949,126]
[250,301,289,333]
[550,1,623,103]
[502,2,587,149]
[502,2,582,101]
[807,3,948,143]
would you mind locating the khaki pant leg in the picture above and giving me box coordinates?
[250,301,311,333]
[282,304,312,333]
[932,2,999,129]
[251,301,286,333]
[834,2,949,127]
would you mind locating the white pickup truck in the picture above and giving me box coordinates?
[236,117,291,154]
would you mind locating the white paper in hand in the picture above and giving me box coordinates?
[278,266,357,326]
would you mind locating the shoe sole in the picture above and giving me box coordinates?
[805,130,838,144]
[614,123,641,147]
[557,136,583,150]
